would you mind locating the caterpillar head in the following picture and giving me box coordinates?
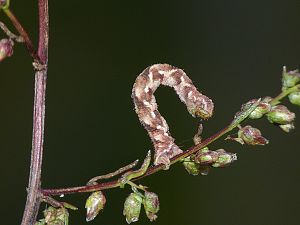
[187,95,214,119]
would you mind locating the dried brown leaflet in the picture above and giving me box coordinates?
[132,64,214,168]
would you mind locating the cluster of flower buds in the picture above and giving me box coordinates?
[227,125,269,145]
[85,191,106,222]
[0,0,9,9]
[195,148,237,168]
[183,147,237,175]
[123,191,160,224]
[0,38,14,62]
[35,206,69,225]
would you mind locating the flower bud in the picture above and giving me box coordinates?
[249,98,272,119]
[288,92,300,106]
[211,149,237,168]
[237,125,269,145]
[195,150,219,165]
[43,206,69,225]
[279,123,295,133]
[267,105,295,125]
[282,67,300,88]
[143,191,160,221]
[123,192,143,224]
[0,39,14,61]
[85,191,106,222]
[0,0,9,9]
[183,159,200,176]
[55,208,69,225]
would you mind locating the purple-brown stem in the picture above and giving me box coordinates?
[21,0,48,225]
[3,8,37,60]
[41,123,232,196]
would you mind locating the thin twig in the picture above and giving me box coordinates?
[41,98,260,196]
[21,0,49,225]
[43,96,293,197]
[3,8,38,60]
[87,159,139,185]
[0,21,24,42]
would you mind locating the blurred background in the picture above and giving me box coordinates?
[1,1,300,225]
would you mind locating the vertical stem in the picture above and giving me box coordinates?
[21,1,48,225]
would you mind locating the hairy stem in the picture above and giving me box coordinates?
[21,1,48,225]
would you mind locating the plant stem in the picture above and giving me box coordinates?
[21,1,48,225]
[270,84,300,106]
[41,72,298,200]
[41,99,260,196]
[3,8,37,60]
[40,123,234,196]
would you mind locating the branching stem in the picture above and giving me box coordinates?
[20,0,49,224]
[42,84,296,197]
[41,99,262,196]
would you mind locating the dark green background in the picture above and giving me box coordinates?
[1,1,300,225]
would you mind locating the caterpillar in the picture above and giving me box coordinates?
[132,64,214,168]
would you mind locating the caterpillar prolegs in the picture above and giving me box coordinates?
[132,64,214,168]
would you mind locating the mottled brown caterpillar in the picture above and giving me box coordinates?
[132,64,214,168]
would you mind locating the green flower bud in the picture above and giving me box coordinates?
[237,125,269,145]
[249,99,272,119]
[123,192,143,224]
[195,150,219,165]
[43,206,69,225]
[0,39,14,62]
[143,191,160,221]
[211,149,237,168]
[279,123,295,133]
[267,105,295,125]
[183,158,200,176]
[288,92,300,106]
[282,67,300,88]
[85,191,106,222]
[0,0,9,9]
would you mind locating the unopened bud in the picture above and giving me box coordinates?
[123,192,143,224]
[143,191,160,222]
[0,39,14,61]
[249,98,272,119]
[279,123,295,133]
[43,206,69,225]
[85,191,106,222]
[211,149,237,168]
[288,92,300,106]
[0,0,9,9]
[237,125,269,145]
[267,105,295,125]
[195,150,219,165]
[282,67,300,88]
[183,158,200,176]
